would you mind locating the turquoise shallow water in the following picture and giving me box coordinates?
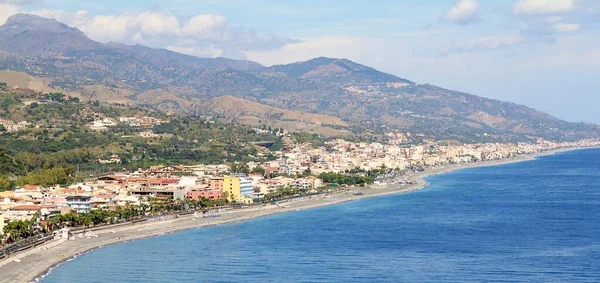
[42,149,600,282]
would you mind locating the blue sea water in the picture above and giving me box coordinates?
[42,149,600,282]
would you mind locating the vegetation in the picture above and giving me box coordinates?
[0,175,13,192]
[2,196,230,244]
[251,166,265,175]
[291,132,327,148]
[0,89,283,187]
[230,162,250,174]
[1,15,597,143]
[2,217,36,243]
[263,186,312,202]
[15,164,75,187]
[317,172,375,186]
[0,146,25,176]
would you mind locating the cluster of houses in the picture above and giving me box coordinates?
[250,136,600,175]
[2,135,599,234]
[0,164,326,233]
[0,119,30,133]
[98,154,122,164]
[88,115,167,130]
[118,116,167,127]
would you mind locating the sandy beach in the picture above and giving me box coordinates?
[0,148,580,283]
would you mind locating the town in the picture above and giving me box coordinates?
[1,135,599,246]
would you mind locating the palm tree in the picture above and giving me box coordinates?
[140,203,150,216]
[2,219,34,243]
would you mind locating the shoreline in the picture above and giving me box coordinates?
[0,147,587,283]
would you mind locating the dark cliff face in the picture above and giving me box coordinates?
[0,14,597,142]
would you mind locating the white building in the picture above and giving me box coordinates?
[65,195,92,213]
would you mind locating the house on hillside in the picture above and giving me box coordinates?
[98,154,122,164]
[88,118,117,130]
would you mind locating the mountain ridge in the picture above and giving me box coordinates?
[0,13,597,142]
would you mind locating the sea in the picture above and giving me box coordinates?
[41,148,600,282]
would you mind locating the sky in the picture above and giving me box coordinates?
[0,0,599,123]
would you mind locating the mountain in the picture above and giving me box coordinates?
[0,14,263,90]
[265,57,413,84]
[202,96,352,137]
[0,14,101,57]
[0,14,597,142]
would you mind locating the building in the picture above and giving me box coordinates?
[2,205,59,221]
[222,176,253,204]
[130,188,185,201]
[293,176,323,190]
[208,177,224,191]
[98,154,122,164]
[65,195,93,213]
[14,185,44,199]
[185,188,222,201]
[240,177,254,198]
[3,205,41,221]
[88,118,117,130]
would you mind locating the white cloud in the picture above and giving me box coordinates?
[126,12,180,38]
[441,0,480,25]
[257,5,335,17]
[552,22,580,32]
[518,16,580,39]
[513,0,575,15]
[83,14,131,42]
[167,44,223,58]
[473,35,525,50]
[245,36,370,66]
[0,4,19,24]
[0,9,297,59]
[182,14,227,40]
[545,15,563,23]
[437,34,525,56]
[0,0,41,4]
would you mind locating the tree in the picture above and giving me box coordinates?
[0,175,13,191]
[47,215,64,230]
[48,93,65,102]
[0,146,26,176]
[2,219,34,242]
[221,191,230,203]
[230,162,249,174]
[251,166,265,176]
[16,164,75,187]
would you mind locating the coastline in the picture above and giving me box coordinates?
[0,147,585,283]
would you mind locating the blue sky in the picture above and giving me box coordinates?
[0,0,599,123]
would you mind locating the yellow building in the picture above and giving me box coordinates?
[0,191,15,210]
[92,188,113,195]
[0,191,14,199]
[222,176,253,204]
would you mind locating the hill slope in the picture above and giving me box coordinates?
[265,57,413,84]
[0,14,597,142]
[202,95,351,137]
